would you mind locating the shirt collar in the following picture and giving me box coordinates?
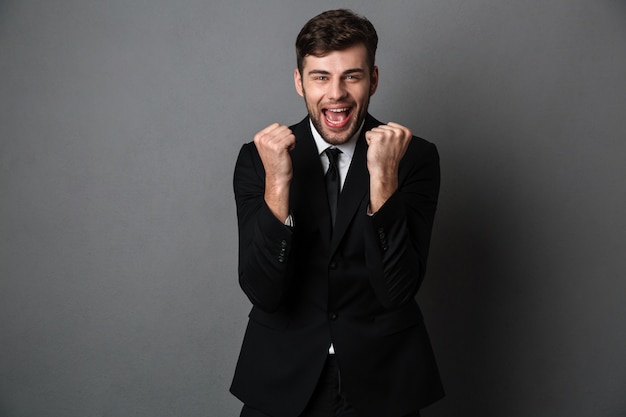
[309,119,362,160]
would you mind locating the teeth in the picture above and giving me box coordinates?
[327,108,348,113]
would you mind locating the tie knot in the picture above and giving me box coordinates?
[324,147,341,167]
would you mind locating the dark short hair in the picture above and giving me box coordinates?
[295,9,378,73]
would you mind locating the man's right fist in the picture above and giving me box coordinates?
[254,123,296,183]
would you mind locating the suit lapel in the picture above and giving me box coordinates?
[289,115,382,255]
[330,115,381,254]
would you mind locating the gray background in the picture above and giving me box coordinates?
[1,0,625,416]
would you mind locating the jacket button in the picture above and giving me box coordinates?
[329,262,337,270]
[329,313,338,321]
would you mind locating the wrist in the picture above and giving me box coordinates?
[369,177,397,214]
[265,178,291,223]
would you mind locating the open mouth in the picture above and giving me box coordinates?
[323,107,352,129]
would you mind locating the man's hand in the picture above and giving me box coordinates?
[254,123,296,222]
[365,122,412,213]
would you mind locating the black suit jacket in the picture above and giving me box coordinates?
[230,114,444,417]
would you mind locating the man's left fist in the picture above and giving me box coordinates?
[365,122,412,178]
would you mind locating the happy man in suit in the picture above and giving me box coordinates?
[231,9,444,417]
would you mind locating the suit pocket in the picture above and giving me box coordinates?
[249,307,290,330]
[374,302,424,336]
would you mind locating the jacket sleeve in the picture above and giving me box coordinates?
[233,142,294,313]
[364,140,440,309]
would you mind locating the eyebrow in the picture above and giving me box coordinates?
[307,68,366,76]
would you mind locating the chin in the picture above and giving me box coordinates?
[322,132,351,145]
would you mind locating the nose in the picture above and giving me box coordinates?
[327,78,347,101]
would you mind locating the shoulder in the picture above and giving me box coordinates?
[289,116,312,142]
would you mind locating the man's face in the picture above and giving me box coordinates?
[294,44,378,145]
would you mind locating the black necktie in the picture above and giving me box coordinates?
[324,147,341,227]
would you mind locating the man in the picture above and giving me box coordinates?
[231,9,444,417]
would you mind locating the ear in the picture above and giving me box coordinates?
[369,66,379,96]
[294,68,304,97]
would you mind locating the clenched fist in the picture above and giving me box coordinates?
[365,122,412,213]
[253,123,296,222]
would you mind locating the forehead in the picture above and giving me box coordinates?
[302,44,369,73]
